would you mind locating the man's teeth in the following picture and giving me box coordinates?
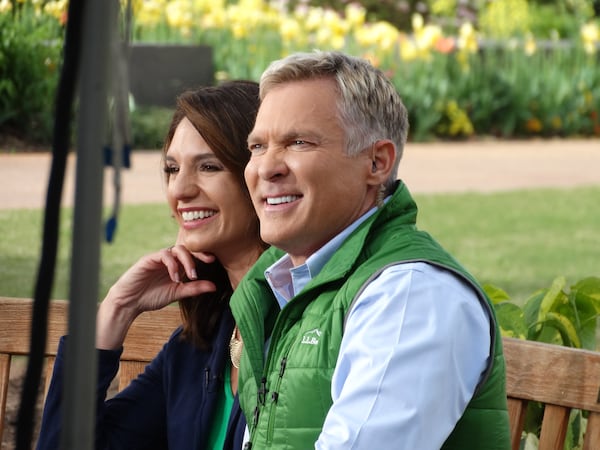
[267,195,300,205]
[182,210,216,221]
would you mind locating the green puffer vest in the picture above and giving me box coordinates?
[231,182,510,449]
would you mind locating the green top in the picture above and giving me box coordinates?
[205,362,235,449]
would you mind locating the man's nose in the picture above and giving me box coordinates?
[254,147,288,181]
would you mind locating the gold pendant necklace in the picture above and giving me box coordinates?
[229,326,243,369]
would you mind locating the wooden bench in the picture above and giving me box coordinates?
[1,297,600,449]
[503,337,600,449]
[0,296,181,445]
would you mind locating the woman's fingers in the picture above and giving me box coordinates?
[165,245,201,282]
[159,246,184,283]
[173,279,217,299]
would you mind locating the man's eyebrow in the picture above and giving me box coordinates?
[247,129,321,145]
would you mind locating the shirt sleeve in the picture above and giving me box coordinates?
[36,336,121,450]
[316,262,491,450]
[36,336,170,450]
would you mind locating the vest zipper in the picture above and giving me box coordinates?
[265,356,287,443]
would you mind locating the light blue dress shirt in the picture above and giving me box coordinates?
[261,203,491,449]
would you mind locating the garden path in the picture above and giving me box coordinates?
[1,138,599,210]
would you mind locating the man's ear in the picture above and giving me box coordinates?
[367,140,396,186]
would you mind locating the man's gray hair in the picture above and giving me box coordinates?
[259,50,409,191]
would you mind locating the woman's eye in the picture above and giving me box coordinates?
[200,163,222,172]
[163,166,179,174]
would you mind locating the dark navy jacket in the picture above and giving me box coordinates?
[36,308,246,450]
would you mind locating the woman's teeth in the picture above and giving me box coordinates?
[182,210,216,221]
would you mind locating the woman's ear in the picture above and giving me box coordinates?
[367,140,396,186]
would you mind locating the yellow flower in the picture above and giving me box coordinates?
[524,33,536,56]
[445,100,474,136]
[457,22,478,53]
[304,7,325,32]
[136,0,166,27]
[201,9,226,29]
[279,17,302,44]
[166,0,193,29]
[580,22,599,54]
[0,0,13,13]
[479,0,530,38]
[345,3,366,29]
[231,21,248,39]
[215,70,230,82]
[355,21,400,51]
[412,13,424,32]
[525,118,542,133]
[316,26,346,49]
[399,40,419,61]
[312,8,349,39]
[43,0,67,21]
[193,0,223,13]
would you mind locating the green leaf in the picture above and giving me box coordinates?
[571,277,600,313]
[494,302,527,339]
[538,276,567,323]
[523,290,545,338]
[544,311,581,348]
[483,283,511,305]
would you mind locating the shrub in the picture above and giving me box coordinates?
[488,276,600,450]
[0,1,63,143]
[129,105,173,150]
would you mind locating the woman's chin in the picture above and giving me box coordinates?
[182,238,211,254]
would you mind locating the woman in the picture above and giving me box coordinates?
[37,80,265,450]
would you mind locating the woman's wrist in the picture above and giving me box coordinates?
[95,291,139,350]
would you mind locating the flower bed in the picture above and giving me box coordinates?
[1,0,599,144]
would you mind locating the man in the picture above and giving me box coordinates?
[231,51,510,449]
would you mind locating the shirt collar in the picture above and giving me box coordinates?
[265,203,382,308]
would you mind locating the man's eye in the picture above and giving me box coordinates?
[289,140,312,151]
[249,144,265,154]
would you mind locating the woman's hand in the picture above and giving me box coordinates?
[96,246,216,349]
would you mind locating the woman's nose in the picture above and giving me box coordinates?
[169,169,200,200]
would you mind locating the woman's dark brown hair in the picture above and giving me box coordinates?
[161,80,262,350]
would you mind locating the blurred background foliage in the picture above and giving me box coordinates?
[0,0,599,147]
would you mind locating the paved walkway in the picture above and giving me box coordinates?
[1,138,599,210]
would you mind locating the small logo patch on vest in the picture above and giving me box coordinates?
[301,328,321,345]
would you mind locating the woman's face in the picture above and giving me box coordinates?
[164,117,258,260]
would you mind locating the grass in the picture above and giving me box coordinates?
[0,186,598,303]
[0,203,178,301]
[414,186,600,302]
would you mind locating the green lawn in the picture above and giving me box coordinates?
[1,186,598,303]
[415,186,599,302]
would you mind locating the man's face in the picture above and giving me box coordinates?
[245,78,377,265]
